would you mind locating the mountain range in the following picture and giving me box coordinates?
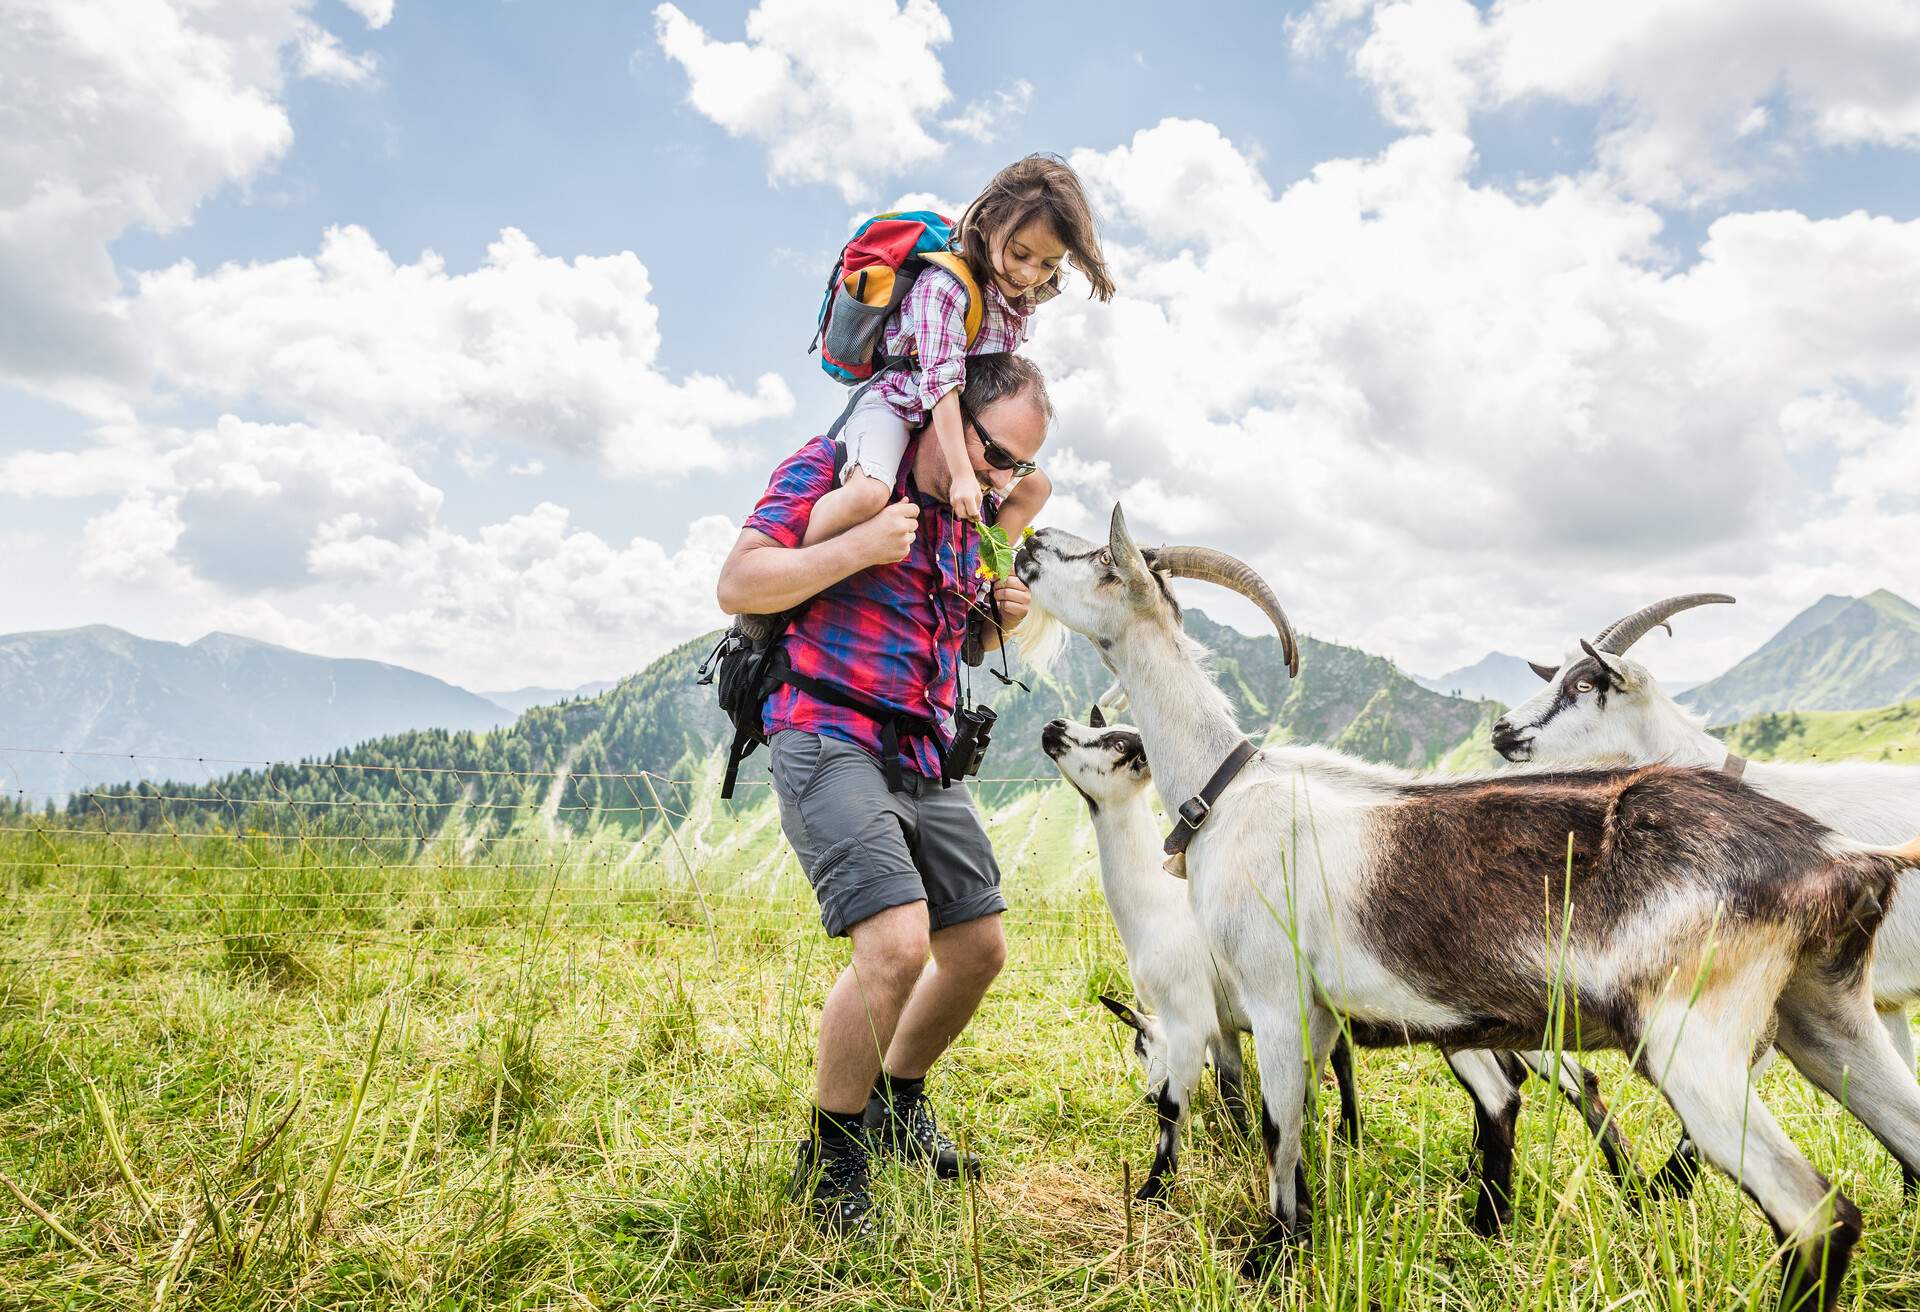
[12,586,1919,823]
[34,610,1493,833]
[0,626,515,805]
[1680,590,1920,726]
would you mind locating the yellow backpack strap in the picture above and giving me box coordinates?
[919,251,985,349]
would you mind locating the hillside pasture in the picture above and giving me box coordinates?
[4,768,1920,1310]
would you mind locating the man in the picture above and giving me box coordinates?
[714,353,1049,1235]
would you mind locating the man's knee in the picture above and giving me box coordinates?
[936,915,1006,986]
[850,904,931,994]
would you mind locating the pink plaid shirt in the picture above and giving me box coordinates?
[873,266,1032,424]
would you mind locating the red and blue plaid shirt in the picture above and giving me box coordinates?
[743,433,991,779]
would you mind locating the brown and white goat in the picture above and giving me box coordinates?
[1046,709,1636,1230]
[1014,506,1920,1311]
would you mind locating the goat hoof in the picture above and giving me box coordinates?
[1133,1178,1171,1207]
[1239,1224,1305,1280]
[1900,1167,1920,1202]
[1468,1199,1511,1238]
[1647,1144,1702,1201]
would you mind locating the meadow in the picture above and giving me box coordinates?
[4,767,1920,1310]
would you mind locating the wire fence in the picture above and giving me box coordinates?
[0,740,1116,973]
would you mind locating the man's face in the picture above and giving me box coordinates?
[922,391,1047,502]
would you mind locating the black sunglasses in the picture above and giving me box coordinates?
[959,401,1038,477]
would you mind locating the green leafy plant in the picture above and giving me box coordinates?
[973,521,1033,581]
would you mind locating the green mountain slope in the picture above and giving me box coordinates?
[1713,697,1920,765]
[1681,590,1920,725]
[41,612,1491,834]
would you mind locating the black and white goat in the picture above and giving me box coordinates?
[1015,508,1920,1311]
[1041,709,1255,1199]
[1496,593,1920,1193]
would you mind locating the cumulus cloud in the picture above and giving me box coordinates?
[127,225,792,475]
[0,0,387,403]
[1297,0,1920,203]
[1028,118,1920,676]
[655,0,1001,201]
[6,414,743,688]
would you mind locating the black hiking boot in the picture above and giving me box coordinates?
[864,1082,982,1180]
[788,1135,878,1238]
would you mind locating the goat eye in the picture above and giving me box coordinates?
[1575,679,1594,693]
[1096,549,1113,567]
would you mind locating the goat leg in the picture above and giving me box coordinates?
[1447,1050,1519,1235]
[1329,1033,1360,1145]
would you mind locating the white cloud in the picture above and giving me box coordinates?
[1298,0,1920,203]
[14,413,743,687]
[653,0,957,201]
[950,79,1035,144]
[1027,118,1920,677]
[0,1,388,403]
[127,225,792,475]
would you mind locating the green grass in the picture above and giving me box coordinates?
[5,819,1920,1310]
[1716,699,1920,764]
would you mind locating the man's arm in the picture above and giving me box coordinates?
[715,503,920,616]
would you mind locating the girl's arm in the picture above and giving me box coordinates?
[929,389,980,522]
[991,468,1050,539]
[897,270,980,520]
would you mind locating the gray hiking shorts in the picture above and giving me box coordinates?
[768,729,1007,938]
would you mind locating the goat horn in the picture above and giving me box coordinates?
[1143,546,1301,678]
[1593,593,1735,655]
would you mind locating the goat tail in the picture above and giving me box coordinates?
[1854,832,1920,869]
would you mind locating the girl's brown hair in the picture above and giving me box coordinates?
[959,154,1115,303]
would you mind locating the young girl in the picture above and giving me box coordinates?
[801,154,1115,547]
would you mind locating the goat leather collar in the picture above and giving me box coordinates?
[1722,751,1748,782]
[1163,739,1260,879]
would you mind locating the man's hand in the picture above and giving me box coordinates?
[846,500,920,567]
[991,575,1031,629]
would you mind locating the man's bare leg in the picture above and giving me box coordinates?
[883,913,1008,1078]
[801,471,892,547]
[816,900,932,1113]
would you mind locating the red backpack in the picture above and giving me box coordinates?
[811,210,984,384]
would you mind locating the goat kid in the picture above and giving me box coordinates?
[1047,710,1632,1230]
[1498,594,1920,1195]
[1016,508,1920,1312]
[1042,709,1255,1200]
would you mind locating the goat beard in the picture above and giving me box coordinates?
[1010,597,1067,673]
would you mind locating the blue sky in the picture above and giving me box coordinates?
[4,0,1919,691]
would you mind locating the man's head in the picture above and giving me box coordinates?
[913,353,1051,503]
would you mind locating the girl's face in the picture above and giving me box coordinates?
[989,217,1068,301]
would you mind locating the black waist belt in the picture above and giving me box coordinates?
[772,657,946,794]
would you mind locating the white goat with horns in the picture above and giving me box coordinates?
[1014,507,1920,1311]
[1495,593,1920,1195]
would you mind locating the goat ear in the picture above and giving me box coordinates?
[1088,703,1107,728]
[1097,994,1146,1032]
[1107,504,1153,592]
[1528,660,1558,682]
[1578,638,1627,681]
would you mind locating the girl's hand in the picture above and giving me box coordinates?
[949,481,983,524]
